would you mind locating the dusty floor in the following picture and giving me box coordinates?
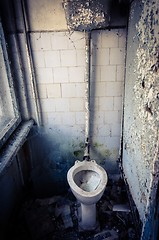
[6,177,141,240]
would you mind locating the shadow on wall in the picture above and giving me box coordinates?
[28,125,120,198]
[28,126,85,197]
[89,31,120,174]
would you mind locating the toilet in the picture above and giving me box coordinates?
[67,160,108,230]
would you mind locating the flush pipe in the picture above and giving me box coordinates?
[83,31,91,161]
[20,0,41,126]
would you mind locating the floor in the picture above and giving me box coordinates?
[6,176,141,240]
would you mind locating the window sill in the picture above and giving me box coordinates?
[0,116,21,149]
[0,119,34,176]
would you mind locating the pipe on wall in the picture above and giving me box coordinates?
[83,31,91,161]
[20,0,42,126]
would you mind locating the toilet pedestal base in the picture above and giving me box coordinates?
[78,203,99,231]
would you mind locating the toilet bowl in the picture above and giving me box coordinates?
[67,160,108,230]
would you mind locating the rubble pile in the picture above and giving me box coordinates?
[6,176,141,240]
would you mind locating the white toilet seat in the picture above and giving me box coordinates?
[67,160,108,203]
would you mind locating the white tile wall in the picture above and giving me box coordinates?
[35,68,53,84]
[40,98,56,112]
[37,84,47,98]
[68,67,85,82]
[69,98,84,112]
[60,50,77,67]
[54,67,69,83]
[93,48,109,66]
[117,66,125,81]
[111,123,121,137]
[91,66,101,82]
[105,111,121,124]
[76,49,85,66]
[61,83,76,98]
[46,84,61,98]
[75,112,85,124]
[105,82,123,97]
[31,33,52,51]
[61,112,76,125]
[98,124,111,137]
[30,29,126,160]
[95,82,106,97]
[44,51,61,67]
[99,97,114,111]
[47,112,62,125]
[51,32,68,50]
[101,66,116,82]
[33,51,45,67]
[75,83,85,97]
[91,112,105,125]
[101,30,119,48]
[55,98,69,112]
[110,48,125,65]
[114,96,123,110]
[68,32,85,49]
[118,29,127,48]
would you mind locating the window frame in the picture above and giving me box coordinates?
[0,20,21,149]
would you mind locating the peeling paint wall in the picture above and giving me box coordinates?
[123,0,159,226]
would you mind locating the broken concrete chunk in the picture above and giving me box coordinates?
[61,205,73,229]
[112,204,130,212]
[55,203,70,217]
[62,214,73,229]
[55,204,73,229]
[94,229,118,240]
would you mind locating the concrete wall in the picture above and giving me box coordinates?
[28,30,126,196]
[123,0,159,232]
[26,0,68,31]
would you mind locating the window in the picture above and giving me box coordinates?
[0,20,21,148]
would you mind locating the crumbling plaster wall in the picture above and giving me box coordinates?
[123,0,159,225]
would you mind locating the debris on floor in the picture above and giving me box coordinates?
[5,176,141,240]
[94,229,118,240]
[112,204,130,212]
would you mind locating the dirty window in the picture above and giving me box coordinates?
[0,21,21,148]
